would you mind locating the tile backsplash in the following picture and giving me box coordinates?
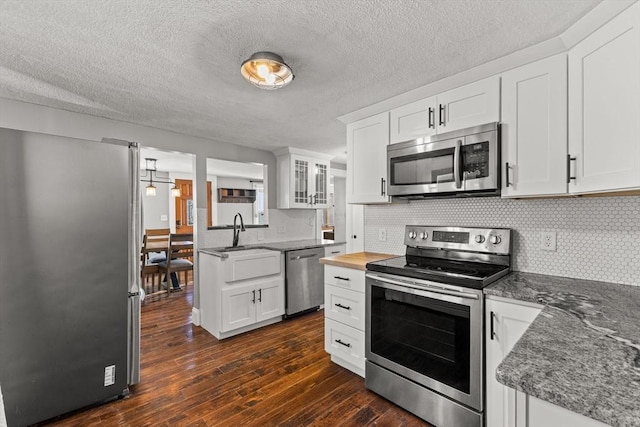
[365,196,640,286]
[198,208,317,249]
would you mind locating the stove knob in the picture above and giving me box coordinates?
[408,231,417,239]
[489,235,502,244]
[419,232,429,240]
[475,235,485,243]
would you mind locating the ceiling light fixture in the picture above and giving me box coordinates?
[140,158,181,197]
[240,51,294,90]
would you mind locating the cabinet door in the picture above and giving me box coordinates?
[347,112,391,204]
[568,2,640,193]
[437,76,500,133]
[485,298,542,427]
[389,96,437,143]
[290,154,313,208]
[526,395,610,427]
[220,284,256,332]
[256,279,284,322]
[501,54,568,197]
[312,159,330,208]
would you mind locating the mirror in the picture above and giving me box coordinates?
[207,158,267,228]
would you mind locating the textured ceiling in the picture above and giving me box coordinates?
[0,0,601,162]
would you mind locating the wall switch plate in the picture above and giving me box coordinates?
[160,215,168,221]
[277,225,286,234]
[541,231,557,251]
[378,227,387,241]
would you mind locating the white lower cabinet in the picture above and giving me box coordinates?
[324,265,366,377]
[485,297,542,427]
[486,296,611,427]
[200,251,285,340]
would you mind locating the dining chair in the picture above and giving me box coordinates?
[157,233,193,295]
[140,228,170,297]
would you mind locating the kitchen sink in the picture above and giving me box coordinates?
[222,248,281,282]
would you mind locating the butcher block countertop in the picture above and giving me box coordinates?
[320,252,397,271]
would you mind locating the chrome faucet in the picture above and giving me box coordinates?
[232,212,246,247]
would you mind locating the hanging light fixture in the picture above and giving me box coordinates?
[140,158,181,197]
[240,51,294,90]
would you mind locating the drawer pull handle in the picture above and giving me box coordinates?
[335,303,351,310]
[330,250,341,254]
[335,339,351,348]
[334,276,350,281]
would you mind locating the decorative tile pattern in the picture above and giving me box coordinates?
[364,196,640,286]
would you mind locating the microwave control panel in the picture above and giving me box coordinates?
[463,141,490,179]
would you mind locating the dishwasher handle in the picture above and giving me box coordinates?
[291,253,318,261]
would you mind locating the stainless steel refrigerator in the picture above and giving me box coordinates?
[0,128,141,426]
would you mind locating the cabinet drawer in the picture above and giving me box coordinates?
[324,244,346,257]
[325,284,365,330]
[324,265,365,293]
[325,318,365,370]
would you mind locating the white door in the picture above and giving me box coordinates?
[437,76,500,133]
[568,2,640,193]
[347,112,391,204]
[485,298,542,427]
[389,96,437,143]
[255,279,284,322]
[501,54,568,197]
[220,284,256,332]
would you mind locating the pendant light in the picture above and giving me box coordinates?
[140,158,181,197]
[240,52,294,90]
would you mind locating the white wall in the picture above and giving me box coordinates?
[141,170,171,231]
[364,196,640,286]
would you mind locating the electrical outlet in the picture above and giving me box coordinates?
[160,215,168,221]
[257,230,264,241]
[309,216,315,226]
[378,228,387,241]
[541,231,557,251]
[277,225,286,234]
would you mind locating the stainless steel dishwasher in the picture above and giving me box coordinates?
[285,247,324,317]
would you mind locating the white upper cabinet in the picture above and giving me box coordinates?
[389,96,437,143]
[437,75,501,132]
[501,54,568,197]
[568,2,640,194]
[275,148,331,209]
[347,112,391,204]
[390,76,500,144]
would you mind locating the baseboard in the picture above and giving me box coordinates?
[191,307,201,326]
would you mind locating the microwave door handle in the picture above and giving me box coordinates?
[454,139,463,189]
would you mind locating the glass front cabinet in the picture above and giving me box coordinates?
[275,147,332,209]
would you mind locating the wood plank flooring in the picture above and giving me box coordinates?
[44,287,431,426]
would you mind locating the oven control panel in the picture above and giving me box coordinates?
[405,226,511,255]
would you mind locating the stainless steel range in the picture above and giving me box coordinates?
[365,225,511,427]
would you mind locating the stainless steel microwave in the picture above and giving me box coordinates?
[387,122,500,198]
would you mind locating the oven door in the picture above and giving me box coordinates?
[387,137,463,196]
[365,272,483,411]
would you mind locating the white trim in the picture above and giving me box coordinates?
[337,0,638,125]
[331,168,347,179]
[272,146,334,160]
[191,307,201,326]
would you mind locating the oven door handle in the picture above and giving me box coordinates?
[366,273,479,300]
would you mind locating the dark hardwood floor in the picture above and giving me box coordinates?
[45,286,431,426]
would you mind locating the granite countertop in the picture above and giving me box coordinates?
[485,272,640,427]
[319,252,398,271]
[200,239,345,257]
